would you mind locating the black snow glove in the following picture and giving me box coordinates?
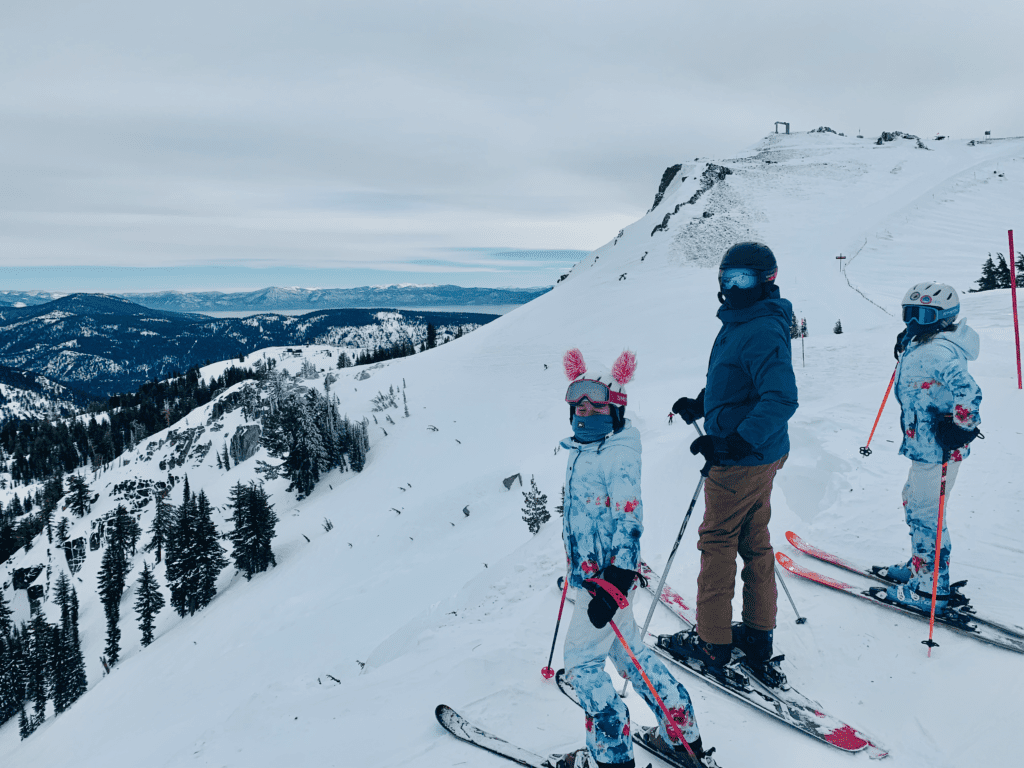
[585,565,636,629]
[671,389,705,425]
[934,418,980,452]
[893,330,907,360]
[689,433,754,465]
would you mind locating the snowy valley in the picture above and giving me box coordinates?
[1,131,1023,768]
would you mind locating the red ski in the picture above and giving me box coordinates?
[775,552,1024,654]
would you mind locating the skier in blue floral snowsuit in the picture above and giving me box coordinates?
[877,282,982,614]
[553,349,717,768]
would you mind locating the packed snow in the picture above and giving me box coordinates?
[1,132,1022,768]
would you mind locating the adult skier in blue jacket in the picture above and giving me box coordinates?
[555,349,718,768]
[874,282,982,614]
[661,242,798,688]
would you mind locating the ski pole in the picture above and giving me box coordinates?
[922,457,949,656]
[860,363,898,456]
[542,573,570,679]
[625,422,710,699]
[775,564,807,624]
[609,618,697,762]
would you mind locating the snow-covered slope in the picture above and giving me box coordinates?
[2,132,1023,768]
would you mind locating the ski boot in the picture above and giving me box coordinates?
[657,629,741,686]
[547,748,595,768]
[882,584,948,615]
[638,727,720,768]
[870,560,911,584]
[731,623,788,689]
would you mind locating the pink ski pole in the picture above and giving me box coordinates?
[542,575,570,679]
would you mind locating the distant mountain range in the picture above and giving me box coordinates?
[0,284,551,312]
[0,294,497,399]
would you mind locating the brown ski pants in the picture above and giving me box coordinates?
[695,455,787,645]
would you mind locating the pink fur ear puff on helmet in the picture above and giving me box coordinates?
[563,348,587,381]
[611,350,637,386]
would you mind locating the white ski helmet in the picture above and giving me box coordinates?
[901,282,959,329]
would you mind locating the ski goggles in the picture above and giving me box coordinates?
[718,267,761,290]
[902,304,958,325]
[565,378,627,407]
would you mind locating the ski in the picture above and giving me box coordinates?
[435,704,568,768]
[784,531,1024,639]
[775,552,1024,654]
[557,574,888,759]
[554,669,715,768]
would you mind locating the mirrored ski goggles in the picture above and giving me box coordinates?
[719,268,761,290]
[565,379,627,407]
[902,304,958,325]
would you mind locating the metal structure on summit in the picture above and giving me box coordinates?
[775,121,790,134]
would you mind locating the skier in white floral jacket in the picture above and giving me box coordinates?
[875,282,982,614]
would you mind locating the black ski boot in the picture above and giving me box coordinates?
[638,727,721,768]
[732,623,787,689]
[657,629,733,681]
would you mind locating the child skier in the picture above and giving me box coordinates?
[554,348,718,768]
[874,282,982,613]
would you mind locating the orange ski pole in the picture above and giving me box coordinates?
[860,363,898,457]
[922,458,949,656]
[608,619,696,761]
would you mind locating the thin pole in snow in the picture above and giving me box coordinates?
[923,458,949,656]
[1009,230,1021,389]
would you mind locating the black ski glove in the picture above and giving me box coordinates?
[689,433,753,465]
[934,418,980,451]
[671,389,705,425]
[585,565,636,629]
[893,330,907,360]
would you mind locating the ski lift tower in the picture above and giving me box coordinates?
[775,122,790,135]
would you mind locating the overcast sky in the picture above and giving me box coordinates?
[1,1,1021,292]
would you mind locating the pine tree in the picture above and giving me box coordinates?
[285,393,329,499]
[800,318,808,338]
[26,613,49,722]
[51,574,86,712]
[0,638,22,726]
[222,443,231,471]
[995,253,1012,289]
[64,588,86,706]
[833,319,843,334]
[426,323,437,350]
[134,561,165,647]
[165,489,197,617]
[96,505,135,665]
[789,311,801,339]
[67,475,91,518]
[193,491,227,612]
[18,706,31,739]
[0,588,12,637]
[145,491,175,563]
[228,482,278,580]
[521,476,550,534]
[972,255,999,292]
[556,485,565,517]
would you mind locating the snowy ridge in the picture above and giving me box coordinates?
[1,132,1023,768]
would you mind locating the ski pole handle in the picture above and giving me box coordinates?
[861,363,898,457]
[542,574,570,679]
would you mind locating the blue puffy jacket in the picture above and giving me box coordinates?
[895,322,982,463]
[560,422,643,589]
[703,286,799,466]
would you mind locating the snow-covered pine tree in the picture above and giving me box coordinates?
[222,443,231,470]
[789,311,801,339]
[995,253,1013,288]
[833,319,843,334]
[165,487,198,617]
[0,588,11,637]
[0,637,22,726]
[26,613,49,723]
[285,392,330,499]
[971,254,999,292]
[556,485,565,516]
[134,561,165,647]
[521,476,550,534]
[97,508,132,665]
[67,474,91,518]
[18,706,31,739]
[51,573,86,712]
[193,491,227,612]
[145,491,175,564]
[228,482,278,580]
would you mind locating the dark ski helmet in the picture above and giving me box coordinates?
[718,241,778,309]
[719,241,778,284]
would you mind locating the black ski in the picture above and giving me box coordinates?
[435,704,568,768]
